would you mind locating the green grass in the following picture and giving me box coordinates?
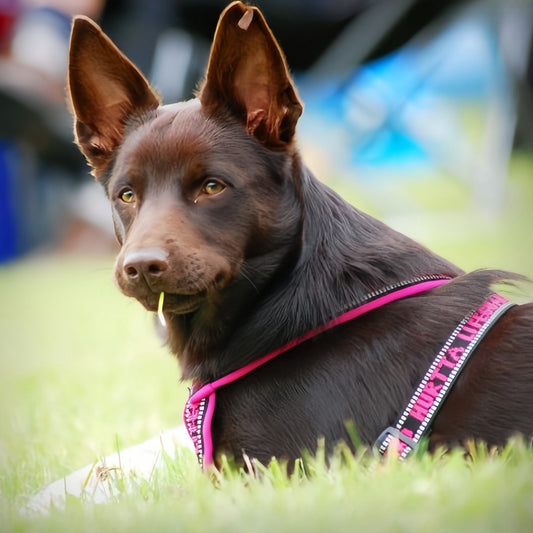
[1,153,533,531]
[5,441,532,532]
[0,259,185,508]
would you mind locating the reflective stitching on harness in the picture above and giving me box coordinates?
[375,294,515,459]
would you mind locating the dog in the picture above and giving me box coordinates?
[67,1,533,468]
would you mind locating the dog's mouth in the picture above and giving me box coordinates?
[114,251,234,316]
[149,291,206,315]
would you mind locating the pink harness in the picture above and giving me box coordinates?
[375,292,514,457]
[183,277,514,467]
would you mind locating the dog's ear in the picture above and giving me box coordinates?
[199,1,303,148]
[67,16,160,180]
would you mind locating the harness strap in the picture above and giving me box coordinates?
[184,276,450,468]
[375,293,516,459]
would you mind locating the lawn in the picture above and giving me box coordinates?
[0,153,532,531]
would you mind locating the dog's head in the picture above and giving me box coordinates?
[68,2,303,319]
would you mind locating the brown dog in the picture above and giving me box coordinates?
[68,2,533,467]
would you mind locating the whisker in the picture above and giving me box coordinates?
[240,268,260,295]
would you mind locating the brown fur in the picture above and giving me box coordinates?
[68,2,533,465]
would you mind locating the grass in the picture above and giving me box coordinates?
[0,259,185,507]
[1,153,533,531]
[5,440,533,532]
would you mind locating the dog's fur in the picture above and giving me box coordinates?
[68,2,533,465]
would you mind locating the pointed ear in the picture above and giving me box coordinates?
[198,1,303,148]
[67,16,160,180]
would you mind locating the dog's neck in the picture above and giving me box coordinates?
[170,164,461,382]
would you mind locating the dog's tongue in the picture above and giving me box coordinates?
[158,292,166,328]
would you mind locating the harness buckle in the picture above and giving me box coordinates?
[375,426,418,451]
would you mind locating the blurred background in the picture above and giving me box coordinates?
[1,0,533,508]
[0,0,532,263]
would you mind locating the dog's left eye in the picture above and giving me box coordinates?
[202,180,225,196]
[120,189,135,203]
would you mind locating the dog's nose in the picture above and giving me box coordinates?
[122,248,169,284]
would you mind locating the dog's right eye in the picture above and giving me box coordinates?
[120,189,135,203]
[202,179,226,196]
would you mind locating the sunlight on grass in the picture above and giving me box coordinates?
[8,439,533,532]
[0,258,186,507]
